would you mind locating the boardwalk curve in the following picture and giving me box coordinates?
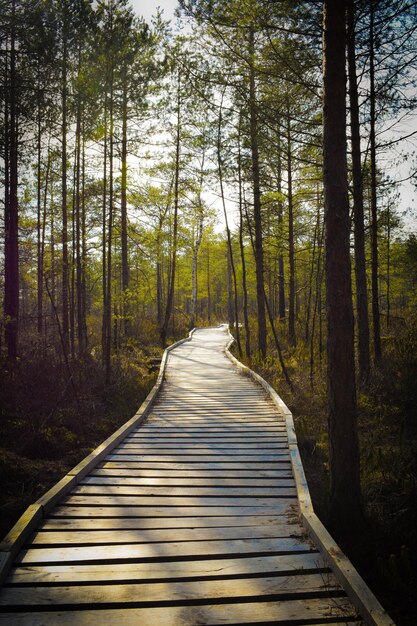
[0,326,392,625]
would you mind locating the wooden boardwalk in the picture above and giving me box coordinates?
[0,327,370,624]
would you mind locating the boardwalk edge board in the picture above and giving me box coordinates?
[225,329,395,626]
[0,329,197,587]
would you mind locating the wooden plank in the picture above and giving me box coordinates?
[116,442,289,450]
[81,476,294,486]
[90,468,293,478]
[62,496,297,507]
[7,552,327,586]
[30,523,303,546]
[0,598,359,625]
[99,457,291,468]
[106,451,290,463]
[138,430,286,434]
[17,537,314,565]
[50,504,293,518]
[39,515,297,531]
[125,435,289,441]
[70,485,297,497]
[0,573,342,607]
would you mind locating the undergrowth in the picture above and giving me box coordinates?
[0,339,159,539]
[241,316,417,626]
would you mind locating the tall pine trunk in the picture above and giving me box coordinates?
[347,0,371,381]
[277,122,285,321]
[286,100,296,347]
[160,74,181,347]
[323,0,364,533]
[249,27,266,358]
[121,69,130,336]
[61,21,69,357]
[238,121,251,359]
[369,0,382,362]
[4,0,19,360]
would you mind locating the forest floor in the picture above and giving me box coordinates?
[1,323,416,625]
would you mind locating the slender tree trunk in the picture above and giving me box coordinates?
[238,122,251,360]
[37,90,43,335]
[156,228,163,327]
[75,80,84,356]
[160,74,181,347]
[121,69,130,336]
[41,151,50,347]
[190,214,204,330]
[227,248,234,327]
[4,0,19,360]
[277,123,286,321]
[369,0,382,362]
[323,0,364,533]
[102,93,108,364]
[386,203,391,329]
[305,194,320,343]
[61,23,69,357]
[190,156,205,330]
[286,98,296,347]
[80,124,88,352]
[207,247,211,324]
[70,124,77,358]
[347,0,371,381]
[105,69,114,383]
[248,26,267,359]
[217,94,242,356]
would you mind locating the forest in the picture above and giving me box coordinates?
[1,0,417,623]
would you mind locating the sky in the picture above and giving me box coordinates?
[131,0,179,24]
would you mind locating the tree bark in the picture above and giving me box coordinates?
[4,0,19,360]
[277,122,286,321]
[286,97,296,347]
[121,69,130,336]
[217,95,242,356]
[238,122,251,360]
[160,73,181,347]
[369,0,382,362]
[347,0,371,381]
[323,0,364,533]
[61,15,69,357]
[248,26,267,359]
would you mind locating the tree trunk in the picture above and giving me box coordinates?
[238,122,251,360]
[105,68,114,383]
[160,73,181,347]
[61,21,69,357]
[323,0,364,534]
[369,0,382,362]
[190,215,204,330]
[80,123,88,352]
[347,0,371,381]
[277,122,286,321]
[286,98,296,347]
[217,94,242,356]
[4,0,19,360]
[248,26,267,359]
[121,69,130,336]
[102,93,108,365]
[207,247,211,324]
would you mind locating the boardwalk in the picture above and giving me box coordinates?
[0,327,366,624]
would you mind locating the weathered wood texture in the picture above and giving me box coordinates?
[0,326,376,624]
